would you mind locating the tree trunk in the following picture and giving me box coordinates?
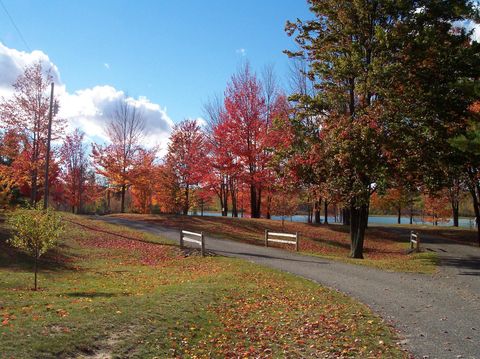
[343,208,351,226]
[30,133,39,206]
[230,188,238,217]
[468,186,480,246]
[397,206,401,224]
[452,206,459,227]
[324,200,329,224]
[107,189,111,213]
[350,202,367,259]
[314,198,321,224]
[34,248,38,291]
[256,187,262,218]
[220,182,229,216]
[409,205,413,225]
[451,200,459,227]
[449,179,460,227]
[183,185,189,215]
[250,184,258,218]
[120,184,126,213]
[364,200,369,229]
[266,194,271,220]
[31,169,38,205]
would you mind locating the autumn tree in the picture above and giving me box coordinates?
[286,0,479,258]
[59,129,97,213]
[220,63,271,218]
[7,205,64,290]
[0,168,14,209]
[0,62,63,205]
[92,98,145,213]
[451,101,480,243]
[371,187,412,224]
[0,131,19,208]
[422,191,451,226]
[204,110,235,216]
[153,162,183,214]
[130,148,158,214]
[165,120,207,215]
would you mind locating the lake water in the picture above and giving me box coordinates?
[189,211,476,229]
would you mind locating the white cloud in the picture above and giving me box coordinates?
[0,42,173,155]
[471,23,480,42]
[104,62,110,70]
[235,48,246,56]
[454,20,480,42]
[194,116,207,128]
[59,86,174,155]
[0,42,61,96]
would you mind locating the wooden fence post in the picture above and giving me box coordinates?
[180,231,184,249]
[410,231,420,252]
[265,229,268,247]
[295,232,299,251]
[201,232,205,257]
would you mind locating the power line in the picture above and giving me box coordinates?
[0,0,31,51]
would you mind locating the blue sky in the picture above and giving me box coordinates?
[0,0,311,124]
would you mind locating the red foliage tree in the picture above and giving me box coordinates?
[0,62,63,204]
[422,191,451,226]
[92,98,145,213]
[165,119,207,215]
[153,162,183,214]
[130,148,159,214]
[220,64,270,218]
[60,129,98,213]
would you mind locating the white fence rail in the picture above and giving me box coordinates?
[180,230,205,256]
[410,231,420,252]
[265,230,299,251]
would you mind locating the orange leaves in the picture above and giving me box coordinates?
[166,120,207,187]
[59,129,99,211]
[0,63,65,204]
[1,313,15,327]
[130,148,160,214]
[170,273,402,358]
[165,119,208,214]
[470,101,480,114]
[422,191,451,224]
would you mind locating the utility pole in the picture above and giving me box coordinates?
[43,82,54,210]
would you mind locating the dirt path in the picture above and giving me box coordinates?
[97,216,480,359]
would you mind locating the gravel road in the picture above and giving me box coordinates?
[96,216,480,359]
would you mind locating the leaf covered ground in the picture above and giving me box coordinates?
[0,214,408,358]
[110,213,437,273]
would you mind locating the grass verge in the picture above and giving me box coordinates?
[0,213,407,358]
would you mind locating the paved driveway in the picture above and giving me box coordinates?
[96,216,480,359]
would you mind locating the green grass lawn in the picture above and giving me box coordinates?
[0,214,407,358]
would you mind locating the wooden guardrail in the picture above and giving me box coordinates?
[265,230,299,251]
[180,230,205,256]
[410,231,420,252]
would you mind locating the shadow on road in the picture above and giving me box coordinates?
[214,249,331,265]
[440,256,480,275]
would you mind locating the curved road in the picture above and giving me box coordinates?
[97,217,480,359]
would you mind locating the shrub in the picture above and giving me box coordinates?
[7,205,64,290]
